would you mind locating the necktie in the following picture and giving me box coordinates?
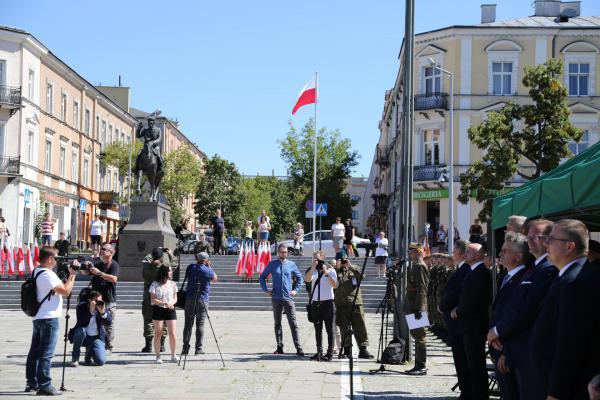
[500,274,510,289]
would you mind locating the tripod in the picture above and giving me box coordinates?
[179,273,225,369]
[59,293,73,392]
[369,270,404,375]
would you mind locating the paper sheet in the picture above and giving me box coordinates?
[405,312,430,330]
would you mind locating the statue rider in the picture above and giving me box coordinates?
[136,117,164,176]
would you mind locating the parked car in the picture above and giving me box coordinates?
[271,230,370,258]
[226,236,241,255]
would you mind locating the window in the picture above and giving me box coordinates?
[107,170,111,191]
[96,116,100,140]
[59,145,66,176]
[46,84,53,113]
[27,131,34,163]
[101,120,107,147]
[351,210,358,220]
[492,62,512,95]
[0,124,4,156]
[423,128,441,165]
[73,101,80,130]
[71,150,78,183]
[28,69,34,100]
[120,131,124,142]
[44,140,52,172]
[108,124,113,145]
[568,63,589,96]
[568,130,590,156]
[95,160,100,190]
[83,157,89,186]
[351,195,361,202]
[424,66,441,95]
[84,109,91,134]
[113,172,118,192]
[60,92,67,121]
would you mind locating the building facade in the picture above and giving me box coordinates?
[347,177,368,234]
[0,26,137,248]
[365,1,600,254]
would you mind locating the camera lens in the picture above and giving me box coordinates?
[96,300,105,307]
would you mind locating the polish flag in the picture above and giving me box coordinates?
[7,247,14,276]
[34,244,40,266]
[246,242,256,278]
[291,79,317,115]
[17,247,25,277]
[236,241,244,276]
[26,247,34,273]
[0,247,5,277]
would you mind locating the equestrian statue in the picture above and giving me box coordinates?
[135,116,164,202]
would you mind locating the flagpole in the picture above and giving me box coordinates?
[312,71,318,252]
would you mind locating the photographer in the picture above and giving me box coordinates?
[70,290,112,367]
[304,251,338,361]
[25,246,77,396]
[334,255,374,359]
[89,243,119,353]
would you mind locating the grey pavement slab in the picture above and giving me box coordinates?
[0,308,459,399]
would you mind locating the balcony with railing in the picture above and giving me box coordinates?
[0,85,22,116]
[413,164,447,182]
[0,156,21,176]
[375,144,391,168]
[414,92,448,111]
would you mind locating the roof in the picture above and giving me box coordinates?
[478,15,600,28]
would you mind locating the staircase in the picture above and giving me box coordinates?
[0,255,388,312]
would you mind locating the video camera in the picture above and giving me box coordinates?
[55,256,95,281]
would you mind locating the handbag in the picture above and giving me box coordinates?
[305,272,323,323]
[175,264,192,309]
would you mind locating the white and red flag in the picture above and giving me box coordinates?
[17,247,25,277]
[7,247,14,276]
[34,244,40,266]
[292,79,317,115]
[26,246,34,273]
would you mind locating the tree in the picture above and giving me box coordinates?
[194,155,246,236]
[162,146,203,227]
[279,119,359,229]
[100,140,142,202]
[458,59,583,221]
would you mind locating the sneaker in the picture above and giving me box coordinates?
[273,347,284,355]
[36,385,62,396]
[296,349,305,357]
[404,366,427,376]
[323,351,333,361]
[310,352,323,361]
[171,354,179,363]
[195,348,205,355]
[24,383,38,392]
[358,347,375,359]
[155,357,163,364]
[70,360,79,367]
[84,356,92,366]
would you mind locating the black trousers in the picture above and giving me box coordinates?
[462,330,489,400]
[213,232,223,255]
[451,334,472,399]
[312,300,335,353]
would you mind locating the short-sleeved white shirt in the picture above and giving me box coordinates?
[375,238,388,257]
[310,269,338,302]
[331,223,345,238]
[33,267,63,320]
[149,281,177,308]
[90,220,103,236]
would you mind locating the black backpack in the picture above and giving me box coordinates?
[381,338,407,365]
[21,269,53,317]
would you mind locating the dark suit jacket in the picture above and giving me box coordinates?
[547,261,600,399]
[439,262,470,344]
[528,257,586,400]
[495,255,557,369]
[456,262,492,335]
[72,301,113,342]
[489,265,527,360]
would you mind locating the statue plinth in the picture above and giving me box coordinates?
[118,201,176,281]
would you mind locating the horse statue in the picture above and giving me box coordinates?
[135,116,165,202]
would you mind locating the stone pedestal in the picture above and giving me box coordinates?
[118,201,176,282]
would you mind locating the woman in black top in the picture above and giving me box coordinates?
[343,219,355,258]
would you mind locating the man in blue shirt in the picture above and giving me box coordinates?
[182,252,217,355]
[259,244,304,356]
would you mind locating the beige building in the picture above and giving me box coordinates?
[0,25,137,247]
[130,107,205,233]
[365,1,600,254]
[347,177,368,234]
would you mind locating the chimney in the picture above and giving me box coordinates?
[481,4,497,23]
[534,0,561,17]
[560,1,581,17]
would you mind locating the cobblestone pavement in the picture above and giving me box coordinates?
[0,309,458,399]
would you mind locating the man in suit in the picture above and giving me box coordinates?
[451,243,492,400]
[529,219,590,399]
[489,232,528,399]
[439,239,471,398]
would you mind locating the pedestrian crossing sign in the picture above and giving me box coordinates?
[315,203,328,216]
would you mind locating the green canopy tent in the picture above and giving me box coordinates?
[492,140,600,231]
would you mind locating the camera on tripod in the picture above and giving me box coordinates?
[55,256,94,280]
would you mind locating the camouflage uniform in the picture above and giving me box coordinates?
[405,259,430,369]
[142,251,177,338]
[334,264,369,347]
[193,239,213,255]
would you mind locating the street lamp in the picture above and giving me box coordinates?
[429,59,454,254]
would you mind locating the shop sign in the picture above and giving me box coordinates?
[413,189,448,200]
[41,192,70,207]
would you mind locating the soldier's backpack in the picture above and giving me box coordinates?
[381,338,407,365]
[21,269,53,317]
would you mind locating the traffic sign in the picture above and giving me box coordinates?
[79,199,87,212]
[24,188,32,208]
[315,203,328,217]
[305,199,314,211]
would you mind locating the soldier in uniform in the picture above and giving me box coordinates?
[334,255,374,359]
[404,242,430,375]
[141,247,178,352]
[193,233,213,255]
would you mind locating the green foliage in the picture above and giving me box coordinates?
[100,140,143,204]
[194,155,246,235]
[279,119,359,228]
[162,146,203,228]
[33,200,47,243]
[459,59,583,221]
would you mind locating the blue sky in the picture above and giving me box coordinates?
[3,1,600,177]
